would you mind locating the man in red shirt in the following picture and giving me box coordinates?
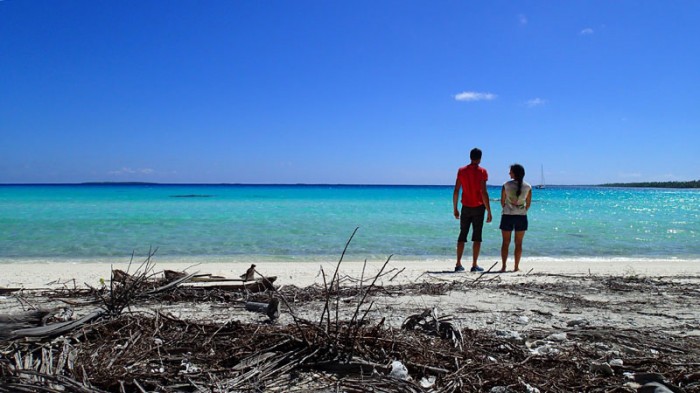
[453,148,492,272]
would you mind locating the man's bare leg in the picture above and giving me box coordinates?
[472,241,481,268]
[456,241,465,269]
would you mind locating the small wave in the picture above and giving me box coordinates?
[170,195,214,198]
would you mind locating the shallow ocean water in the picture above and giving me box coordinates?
[1,184,698,263]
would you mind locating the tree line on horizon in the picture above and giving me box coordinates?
[599,180,700,189]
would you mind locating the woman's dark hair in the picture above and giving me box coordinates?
[511,164,525,196]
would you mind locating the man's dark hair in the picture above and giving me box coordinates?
[470,148,482,161]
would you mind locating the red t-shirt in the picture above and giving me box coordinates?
[457,164,488,207]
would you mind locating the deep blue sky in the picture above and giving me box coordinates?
[1,1,698,185]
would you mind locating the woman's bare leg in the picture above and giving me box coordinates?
[500,230,511,272]
[513,230,526,271]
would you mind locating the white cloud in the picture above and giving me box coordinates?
[454,91,497,102]
[579,28,594,35]
[526,98,547,107]
[109,167,155,175]
[518,14,527,25]
[618,172,642,179]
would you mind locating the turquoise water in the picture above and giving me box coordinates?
[0,184,698,263]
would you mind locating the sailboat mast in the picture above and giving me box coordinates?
[536,164,545,189]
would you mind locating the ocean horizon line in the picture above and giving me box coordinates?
[1,182,596,188]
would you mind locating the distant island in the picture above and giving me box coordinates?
[599,180,700,189]
[80,182,159,185]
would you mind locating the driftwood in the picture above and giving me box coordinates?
[159,269,278,292]
[181,275,277,292]
[0,310,49,327]
[244,298,281,320]
[109,269,133,284]
[164,270,227,281]
[145,271,199,295]
[0,287,23,296]
[0,310,51,339]
[0,267,197,340]
[7,309,104,339]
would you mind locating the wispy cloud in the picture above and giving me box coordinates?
[108,167,155,176]
[618,172,642,179]
[518,14,527,25]
[526,98,547,107]
[579,28,594,35]
[454,91,497,102]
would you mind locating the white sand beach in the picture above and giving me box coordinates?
[2,257,699,336]
[1,257,697,290]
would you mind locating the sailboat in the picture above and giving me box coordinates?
[535,165,545,189]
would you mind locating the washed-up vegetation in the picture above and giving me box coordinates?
[2,241,699,392]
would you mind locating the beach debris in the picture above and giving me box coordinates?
[162,266,278,292]
[517,315,530,324]
[629,372,664,384]
[567,317,589,327]
[1,288,699,393]
[682,372,700,384]
[609,358,624,367]
[0,287,23,295]
[638,382,676,393]
[519,378,541,393]
[180,356,201,374]
[401,308,463,348]
[244,298,280,321]
[495,329,523,341]
[420,375,436,388]
[6,309,104,339]
[546,332,567,342]
[163,269,188,281]
[629,373,688,393]
[491,387,516,393]
[388,360,409,380]
[0,310,51,339]
[111,269,133,284]
[181,274,278,292]
[524,384,541,393]
[119,259,276,294]
[240,264,256,281]
[1,251,699,392]
[590,361,614,376]
[528,343,560,357]
[53,307,74,322]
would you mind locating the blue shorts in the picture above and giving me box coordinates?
[499,215,528,232]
